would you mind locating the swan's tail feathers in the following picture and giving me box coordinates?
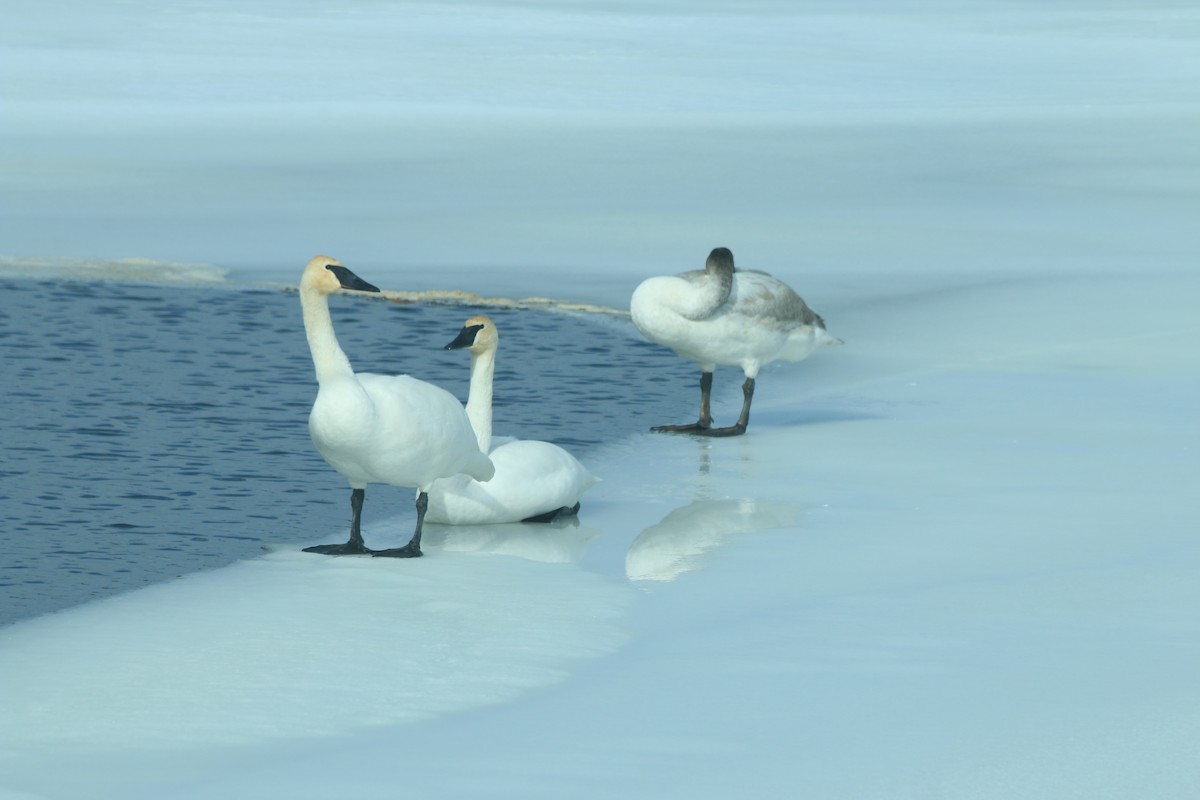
[818,328,844,346]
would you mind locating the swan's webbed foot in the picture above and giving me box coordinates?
[372,542,423,558]
[689,423,747,438]
[665,377,752,437]
[306,489,373,555]
[374,493,428,558]
[651,421,711,434]
[302,541,374,556]
[522,503,581,523]
[653,372,717,435]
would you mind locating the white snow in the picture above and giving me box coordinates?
[2,1,1199,798]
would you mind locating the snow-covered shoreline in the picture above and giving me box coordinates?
[3,0,1198,794]
[3,268,1197,798]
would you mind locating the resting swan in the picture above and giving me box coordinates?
[298,256,494,558]
[630,247,841,436]
[425,316,598,525]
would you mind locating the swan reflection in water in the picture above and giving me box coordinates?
[420,517,601,565]
[625,498,801,582]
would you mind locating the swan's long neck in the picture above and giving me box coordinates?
[464,347,496,453]
[300,285,355,384]
[675,264,734,321]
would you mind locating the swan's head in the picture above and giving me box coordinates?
[445,315,498,355]
[706,247,736,275]
[300,255,381,295]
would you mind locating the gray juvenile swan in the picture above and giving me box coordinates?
[298,256,494,557]
[629,247,841,436]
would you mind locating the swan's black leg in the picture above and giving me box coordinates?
[304,488,374,555]
[652,372,715,434]
[373,491,427,558]
[698,371,714,427]
[695,377,754,437]
[522,502,581,523]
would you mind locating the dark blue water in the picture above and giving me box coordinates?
[0,278,694,626]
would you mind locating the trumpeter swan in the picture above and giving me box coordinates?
[298,256,494,557]
[425,316,597,525]
[630,247,841,436]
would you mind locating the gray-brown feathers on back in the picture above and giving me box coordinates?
[733,268,825,329]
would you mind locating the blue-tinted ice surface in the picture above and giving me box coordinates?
[0,278,694,625]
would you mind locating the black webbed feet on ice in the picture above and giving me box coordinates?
[522,503,581,524]
[689,423,747,438]
[304,489,374,555]
[651,422,747,437]
[302,541,374,556]
[651,421,711,435]
[371,542,424,559]
[653,375,753,437]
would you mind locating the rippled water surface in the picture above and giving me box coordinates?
[0,278,694,626]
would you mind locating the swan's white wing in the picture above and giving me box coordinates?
[426,439,597,525]
[355,373,494,486]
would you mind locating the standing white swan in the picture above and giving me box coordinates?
[298,256,494,557]
[425,316,598,525]
[630,247,841,437]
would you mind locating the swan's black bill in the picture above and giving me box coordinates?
[326,264,380,293]
[445,323,485,350]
